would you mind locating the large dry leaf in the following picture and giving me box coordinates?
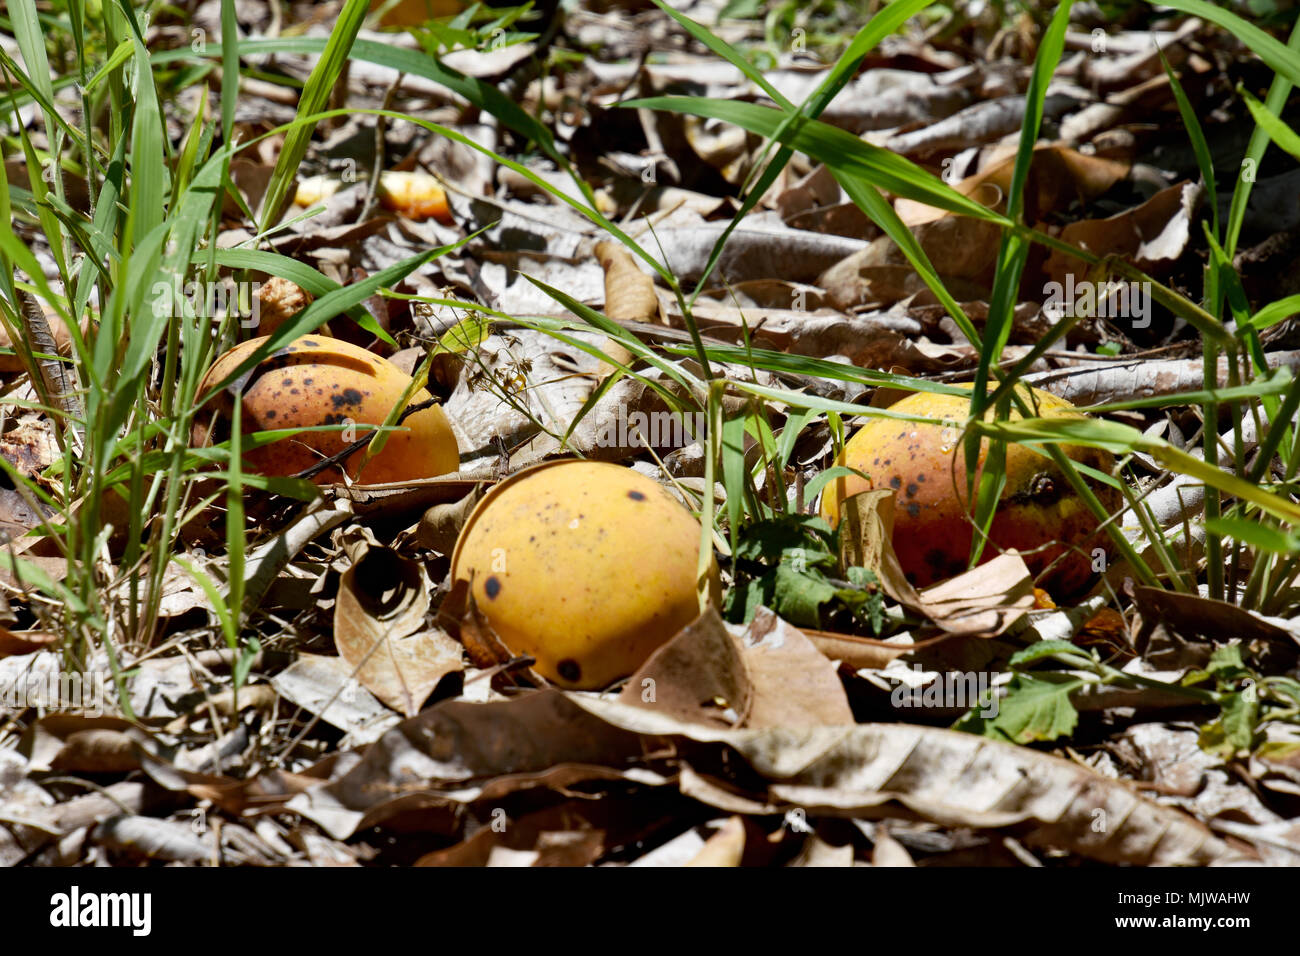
[739,608,854,728]
[595,240,659,323]
[93,815,211,864]
[897,145,1130,227]
[20,716,144,773]
[618,607,852,730]
[658,296,939,371]
[802,628,958,671]
[334,540,462,716]
[882,92,1080,158]
[414,484,487,556]
[1044,181,1200,288]
[619,608,752,728]
[638,214,870,285]
[819,217,1001,309]
[1129,586,1300,650]
[576,697,1248,866]
[270,653,402,747]
[286,691,673,839]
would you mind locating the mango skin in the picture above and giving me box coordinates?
[194,335,459,484]
[450,460,721,690]
[820,384,1119,596]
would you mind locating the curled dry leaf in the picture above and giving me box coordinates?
[595,240,659,324]
[335,539,463,716]
[93,815,211,864]
[1044,181,1201,288]
[801,628,957,671]
[1129,586,1300,650]
[415,483,487,555]
[0,627,57,658]
[818,216,1001,309]
[618,605,853,730]
[576,697,1248,866]
[20,716,145,774]
[642,216,869,285]
[287,691,669,839]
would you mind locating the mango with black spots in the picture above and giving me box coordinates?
[450,460,721,689]
[193,335,459,484]
[819,383,1120,596]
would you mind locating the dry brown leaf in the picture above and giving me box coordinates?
[619,607,752,729]
[270,652,402,746]
[1044,181,1200,288]
[897,145,1130,227]
[577,697,1249,866]
[739,608,854,729]
[414,484,486,555]
[871,828,916,867]
[287,691,669,839]
[1130,586,1300,650]
[92,815,213,864]
[20,716,144,773]
[643,217,869,285]
[335,541,462,716]
[802,628,956,670]
[657,295,937,371]
[684,816,746,867]
[595,240,659,323]
[819,216,1001,309]
[0,628,57,658]
[914,554,1037,635]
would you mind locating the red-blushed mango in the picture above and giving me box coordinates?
[820,383,1119,596]
[193,335,459,484]
[450,460,721,689]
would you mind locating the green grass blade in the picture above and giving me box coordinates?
[258,0,369,228]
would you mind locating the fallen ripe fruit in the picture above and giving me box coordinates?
[450,460,721,689]
[292,171,453,225]
[820,383,1119,596]
[194,335,459,484]
[375,171,453,225]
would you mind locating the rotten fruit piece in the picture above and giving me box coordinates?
[820,383,1119,596]
[194,335,459,484]
[450,460,721,690]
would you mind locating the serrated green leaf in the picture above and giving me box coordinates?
[956,673,1082,744]
[1008,640,1085,668]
